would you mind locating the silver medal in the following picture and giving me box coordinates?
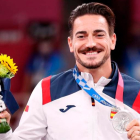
[112,111,134,133]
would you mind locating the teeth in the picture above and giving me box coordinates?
[86,52,98,55]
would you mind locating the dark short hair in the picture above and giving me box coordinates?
[68,2,115,37]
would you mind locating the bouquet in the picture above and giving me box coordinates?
[0,54,18,78]
[0,54,18,133]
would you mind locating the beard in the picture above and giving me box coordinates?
[74,48,110,69]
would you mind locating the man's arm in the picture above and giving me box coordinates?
[0,80,48,140]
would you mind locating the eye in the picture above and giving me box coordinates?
[77,35,84,38]
[97,34,104,37]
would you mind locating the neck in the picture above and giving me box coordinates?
[77,60,112,83]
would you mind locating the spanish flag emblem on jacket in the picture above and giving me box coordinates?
[24,105,29,112]
[91,98,95,106]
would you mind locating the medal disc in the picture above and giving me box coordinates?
[112,111,134,133]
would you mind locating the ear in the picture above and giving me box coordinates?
[68,37,74,53]
[110,33,116,50]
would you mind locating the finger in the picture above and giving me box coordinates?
[131,135,140,140]
[0,112,4,118]
[127,126,140,139]
[131,131,140,138]
[0,111,11,124]
[126,119,140,131]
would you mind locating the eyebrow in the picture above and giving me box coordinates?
[75,29,106,36]
[93,29,106,34]
[75,31,87,36]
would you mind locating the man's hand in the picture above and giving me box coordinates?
[0,110,11,124]
[126,119,140,140]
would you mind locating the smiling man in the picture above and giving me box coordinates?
[68,14,116,83]
[1,2,140,140]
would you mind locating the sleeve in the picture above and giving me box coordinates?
[0,80,48,140]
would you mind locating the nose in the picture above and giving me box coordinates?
[86,35,96,48]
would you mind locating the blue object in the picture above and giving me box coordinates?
[59,105,76,113]
[73,66,117,108]
[0,78,19,115]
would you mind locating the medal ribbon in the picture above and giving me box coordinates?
[115,71,124,108]
[73,66,124,108]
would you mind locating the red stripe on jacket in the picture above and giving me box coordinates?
[132,90,140,113]
[42,76,51,105]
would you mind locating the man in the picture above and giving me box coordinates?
[0,2,140,140]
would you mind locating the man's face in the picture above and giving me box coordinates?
[68,14,116,70]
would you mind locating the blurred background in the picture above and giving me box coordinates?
[0,0,140,129]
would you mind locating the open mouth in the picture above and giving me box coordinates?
[80,47,103,56]
[83,50,101,55]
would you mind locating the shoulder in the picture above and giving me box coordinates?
[42,69,74,86]
[51,69,73,83]
[42,69,81,104]
[121,72,140,89]
[121,73,140,113]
